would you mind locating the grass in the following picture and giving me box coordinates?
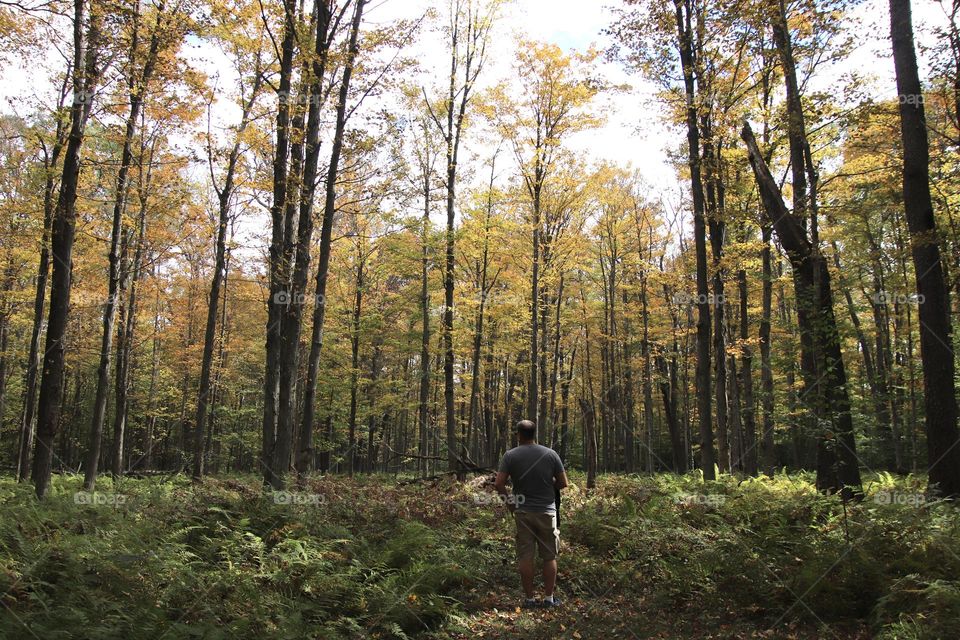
[1,471,959,639]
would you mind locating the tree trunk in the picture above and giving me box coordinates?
[704,137,729,472]
[17,118,65,482]
[889,0,960,497]
[33,0,102,498]
[296,0,366,478]
[467,156,497,461]
[417,171,431,476]
[347,259,364,476]
[194,63,263,481]
[111,199,146,477]
[759,225,776,475]
[673,0,714,479]
[580,398,597,490]
[262,0,298,487]
[280,1,335,478]
[83,2,163,491]
[738,249,757,475]
[742,122,862,496]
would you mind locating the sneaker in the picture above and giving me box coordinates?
[521,598,540,609]
[541,596,562,608]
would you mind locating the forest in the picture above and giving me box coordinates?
[2,0,960,637]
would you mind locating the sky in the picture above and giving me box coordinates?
[0,0,955,234]
[361,0,956,207]
[366,0,679,190]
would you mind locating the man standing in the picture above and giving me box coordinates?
[494,419,569,609]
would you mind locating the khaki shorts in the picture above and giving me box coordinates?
[514,511,560,561]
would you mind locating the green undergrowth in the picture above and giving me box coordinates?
[0,471,957,639]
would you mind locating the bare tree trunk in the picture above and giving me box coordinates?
[703,137,728,472]
[111,197,146,477]
[580,398,597,490]
[17,116,66,482]
[279,1,335,478]
[435,2,494,474]
[34,0,102,498]
[738,248,757,476]
[742,122,863,496]
[194,64,263,481]
[143,261,161,471]
[297,0,366,478]
[347,258,364,476]
[0,265,14,448]
[673,0,714,479]
[759,225,776,475]
[417,171,431,476]
[889,0,960,497]
[262,0,298,487]
[467,156,497,460]
[84,1,164,491]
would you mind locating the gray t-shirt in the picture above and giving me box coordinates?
[497,444,565,514]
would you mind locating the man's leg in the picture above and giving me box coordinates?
[542,558,557,597]
[514,512,538,602]
[537,513,561,605]
[518,556,536,598]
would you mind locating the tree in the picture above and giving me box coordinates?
[296,0,367,478]
[742,120,863,496]
[673,0,716,480]
[424,0,499,473]
[492,40,598,437]
[261,0,298,487]
[85,0,178,491]
[192,0,266,481]
[33,0,104,498]
[16,93,69,482]
[889,0,960,497]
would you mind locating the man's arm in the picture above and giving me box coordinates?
[553,452,569,491]
[493,471,516,513]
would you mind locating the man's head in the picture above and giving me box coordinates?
[516,420,537,443]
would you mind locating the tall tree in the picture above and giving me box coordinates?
[674,0,716,479]
[426,0,498,472]
[889,0,960,497]
[17,98,68,482]
[742,120,863,495]
[85,0,172,491]
[493,41,597,438]
[296,0,366,479]
[262,0,298,487]
[33,0,104,498]
[193,1,266,480]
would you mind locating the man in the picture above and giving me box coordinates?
[494,419,569,609]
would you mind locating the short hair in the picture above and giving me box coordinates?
[516,420,536,440]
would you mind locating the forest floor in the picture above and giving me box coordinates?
[1,470,957,639]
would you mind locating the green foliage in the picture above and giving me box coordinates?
[1,472,958,638]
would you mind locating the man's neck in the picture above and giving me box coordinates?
[519,440,536,446]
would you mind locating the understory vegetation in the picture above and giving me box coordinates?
[2,472,958,639]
